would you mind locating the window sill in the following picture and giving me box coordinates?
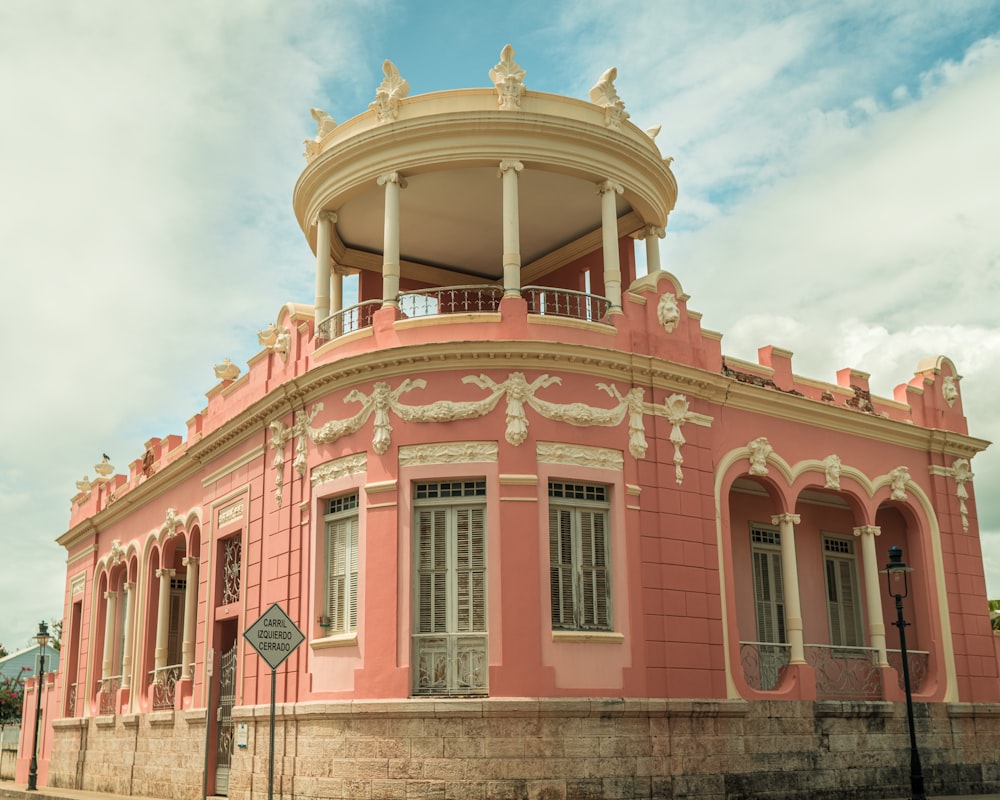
[311,632,359,650]
[552,630,624,644]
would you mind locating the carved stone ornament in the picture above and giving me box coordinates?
[258,323,291,363]
[589,67,630,131]
[823,454,842,490]
[311,453,368,487]
[657,292,680,333]
[75,475,92,496]
[270,405,323,506]
[108,538,125,565]
[399,442,499,467]
[303,108,337,162]
[94,455,114,479]
[214,358,241,382]
[889,466,911,502]
[489,44,526,110]
[930,458,975,533]
[943,375,960,407]
[536,442,623,471]
[218,502,245,527]
[370,60,410,123]
[645,125,661,140]
[747,437,773,477]
[661,394,711,485]
[71,573,85,597]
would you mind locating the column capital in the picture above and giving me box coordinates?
[771,513,801,526]
[182,556,199,568]
[123,582,135,593]
[853,525,881,537]
[377,171,407,188]
[596,178,624,196]
[156,568,176,580]
[497,159,524,176]
[104,590,116,601]
[314,209,338,227]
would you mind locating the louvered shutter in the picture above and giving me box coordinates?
[456,507,486,633]
[549,507,574,628]
[753,550,785,644]
[326,516,359,632]
[348,517,359,630]
[827,556,862,647]
[580,509,609,629]
[416,508,448,634]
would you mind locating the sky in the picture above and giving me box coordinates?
[0,0,998,653]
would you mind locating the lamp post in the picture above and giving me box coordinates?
[883,547,926,800]
[26,620,50,792]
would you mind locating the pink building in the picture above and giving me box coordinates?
[20,48,1000,799]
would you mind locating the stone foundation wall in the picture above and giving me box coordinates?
[48,698,1000,800]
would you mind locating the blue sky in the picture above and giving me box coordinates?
[0,1,998,652]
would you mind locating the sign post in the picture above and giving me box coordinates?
[243,604,305,800]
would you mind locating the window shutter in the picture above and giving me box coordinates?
[753,549,785,644]
[455,507,486,633]
[348,517,359,631]
[579,509,609,629]
[549,507,574,628]
[416,508,448,634]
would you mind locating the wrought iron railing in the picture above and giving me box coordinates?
[740,641,790,691]
[805,645,882,700]
[98,675,122,715]
[399,285,504,318]
[316,299,382,341]
[888,649,929,693]
[66,682,78,718]
[149,665,182,710]
[522,285,611,322]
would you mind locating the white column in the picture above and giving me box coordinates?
[121,582,136,689]
[101,591,117,680]
[314,211,336,327]
[154,568,175,673]
[181,557,199,680]
[855,525,889,666]
[498,159,524,297]
[771,513,805,664]
[597,179,625,312]
[332,266,344,314]
[378,171,406,308]
[644,225,665,273]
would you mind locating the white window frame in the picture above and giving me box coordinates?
[548,481,612,632]
[323,492,359,635]
[750,524,785,645]
[823,534,864,649]
[412,480,488,696]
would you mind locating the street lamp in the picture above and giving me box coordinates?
[883,547,926,800]
[26,620,50,792]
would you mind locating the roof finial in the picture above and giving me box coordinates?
[589,67,630,131]
[370,60,410,123]
[489,44,526,110]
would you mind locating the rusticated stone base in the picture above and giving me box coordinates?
[47,699,1000,799]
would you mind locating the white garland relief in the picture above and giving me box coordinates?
[930,458,975,533]
[311,453,368,487]
[536,442,623,471]
[661,394,712,485]
[265,373,716,499]
[399,442,499,467]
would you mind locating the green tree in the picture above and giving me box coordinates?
[0,642,8,659]
[989,599,1000,631]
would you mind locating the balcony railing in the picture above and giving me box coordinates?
[399,285,504,318]
[740,641,790,691]
[316,299,382,342]
[315,286,612,344]
[66,682,78,718]
[805,645,882,700]
[149,665,182,710]
[98,675,122,715]
[888,649,929,693]
[522,285,611,322]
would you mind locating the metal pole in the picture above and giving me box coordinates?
[268,667,276,800]
[26,651,44,791]
[894,593,926,800]
[202,660,213,800]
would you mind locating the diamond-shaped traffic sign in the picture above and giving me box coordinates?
[243,603,305,670]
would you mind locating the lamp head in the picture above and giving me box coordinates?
[882,545,912,598]
[35,620,50,649]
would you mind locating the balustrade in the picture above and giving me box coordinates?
[316,299,381,341]
[522,285,611,322]
[740,641,790,691]
[888,649,929,693]
[149,665,182,710]
[399,285,504,318]
[98,675,122,715]
[805,645,882,700]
